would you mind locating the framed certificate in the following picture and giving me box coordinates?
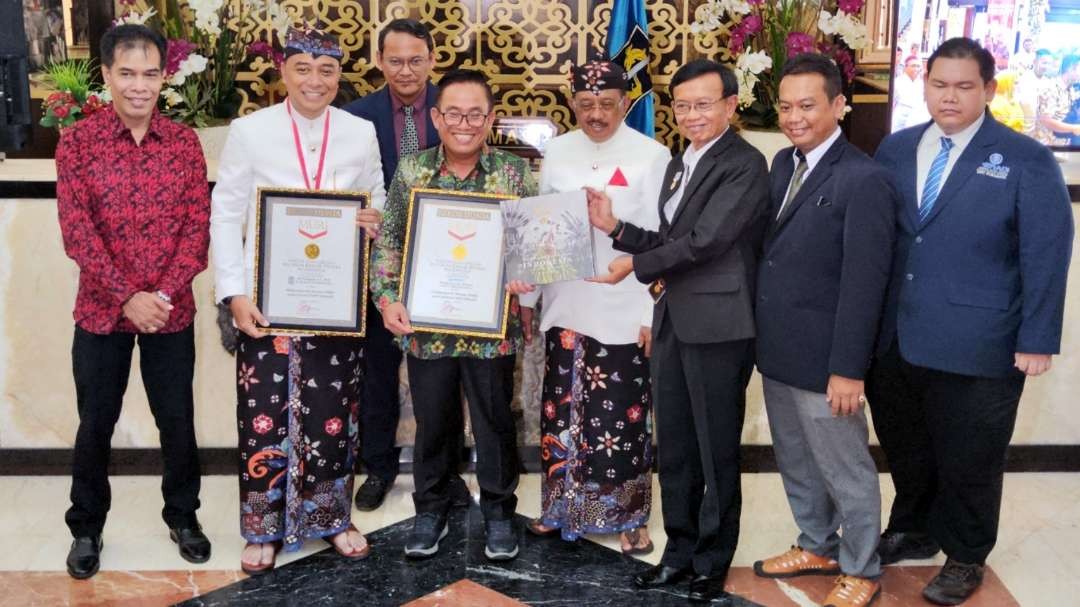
[252,188,370,337]
[399,188,513,338]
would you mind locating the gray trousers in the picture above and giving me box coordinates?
[762,376,882,578]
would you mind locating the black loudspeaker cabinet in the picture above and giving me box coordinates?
[1,0,33,152]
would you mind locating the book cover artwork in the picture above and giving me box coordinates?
[501,191,596,285]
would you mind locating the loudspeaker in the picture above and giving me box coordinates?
[0,0,32,152]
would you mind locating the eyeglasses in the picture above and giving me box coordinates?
[672,98,721,115]
[436,108,489,127]
[384,56,429,72]
[575,99,621,113]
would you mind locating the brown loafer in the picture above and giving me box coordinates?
[753,546,841,578]
[240,540,282,576]
[324,524,371,559]
[824,575,881,607]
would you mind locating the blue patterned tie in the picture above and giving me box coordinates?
[919,137,954,223]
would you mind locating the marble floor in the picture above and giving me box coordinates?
[0,472,1075,605]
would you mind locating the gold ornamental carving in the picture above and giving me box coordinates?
[125,0,732,150]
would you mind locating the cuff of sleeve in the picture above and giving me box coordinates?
[518,289,540,308]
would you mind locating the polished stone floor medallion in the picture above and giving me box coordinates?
[177,506,763,606]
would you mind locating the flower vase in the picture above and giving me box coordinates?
[739,128,790,168]
[195,124,231,166]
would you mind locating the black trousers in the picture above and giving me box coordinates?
[407,354,518,520]
[358,295,404,482]
[652,315,753,577]
[866,342,1025,564]
[66,325,202,538]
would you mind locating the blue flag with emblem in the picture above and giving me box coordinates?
[606,0,654,137]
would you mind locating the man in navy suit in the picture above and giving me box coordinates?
[753,53,897,607]
[343,19,467,512]
[870,38,1073,605]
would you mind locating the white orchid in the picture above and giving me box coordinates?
[818,10,869,49]
[267,3,292,46]
[189,0,225,37]
[734,69,759,108]
[162,88,185,107]
[736,49,772,75]
[114,6,157,26]
[168,53,209,86]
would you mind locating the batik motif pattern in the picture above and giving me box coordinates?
[237,333,362,552]
[538,327,652,540]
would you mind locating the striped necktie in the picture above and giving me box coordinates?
[399,105,419,157]
[919,137,954,223]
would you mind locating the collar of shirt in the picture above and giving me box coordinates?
[105,106,168,142]
[919,110,985,154]
[287,100,329,130]
[915,111,986,203]
[792,126,842,176]
[682,128,726,170]
[433,143,496,179]
[389,88,427,116]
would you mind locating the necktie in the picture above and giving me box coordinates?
[777,150,807,219]
[399,105,419,157]
[919,137,954,223]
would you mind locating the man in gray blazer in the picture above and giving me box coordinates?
[588,59,770,604]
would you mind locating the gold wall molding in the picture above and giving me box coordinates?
[206,0,729,149]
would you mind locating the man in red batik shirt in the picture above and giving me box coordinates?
[55,24,211,579]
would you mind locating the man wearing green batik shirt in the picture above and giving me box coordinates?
[370,68,537,561]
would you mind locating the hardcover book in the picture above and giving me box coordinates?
[501,190,596,285]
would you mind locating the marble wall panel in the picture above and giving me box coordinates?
[1,198,1078,448]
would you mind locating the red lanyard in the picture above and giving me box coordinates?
[286,100,330,190]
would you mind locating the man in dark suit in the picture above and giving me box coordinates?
[752,53,896,607]
[870,38,1072,605]
[588,59,770,604]
[343,19,467,511]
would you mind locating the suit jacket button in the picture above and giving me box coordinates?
[905,273,914,281]
[767,260,775,267]
[915,236,923,244]
[760,295,768,302]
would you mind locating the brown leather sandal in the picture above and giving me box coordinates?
[621,527,654,556]
[526,518,559,537]
[240,540,282,576]
[324,523,371,559]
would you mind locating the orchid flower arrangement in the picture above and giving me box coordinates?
[115,0,291,127]
[692,0,870,128]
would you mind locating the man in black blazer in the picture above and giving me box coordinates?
[343,19,467,512]
[752,54,897,607]
[588,59,770,604]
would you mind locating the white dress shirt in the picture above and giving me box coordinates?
[915,113,985,205]
[663,129,726,222]
[210,101,386,302]
[518,124,671,343]
[778,126,843,217]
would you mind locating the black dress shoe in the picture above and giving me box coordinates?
[633,563,690,588]
[66,535,102,580]
[688,574,732,604]
[448,475,472,508]
[878,530,941,565]
[170,524,212,563]
[354,476,391,511]
[922,558,984,605]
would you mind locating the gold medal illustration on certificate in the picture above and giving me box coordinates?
[299,219,327,259]
[447,222,476,261]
